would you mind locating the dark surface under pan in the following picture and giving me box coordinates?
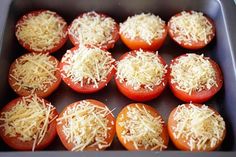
[0,0,236,156]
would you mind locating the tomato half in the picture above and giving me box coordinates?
[168,103,226,151]
[15,10,68,54]
[8,53,61,98]
[115,50,168,102]
[120,26,167,51]
[167,11,215,50]
[68,12,119,50]
[116,103,169,150]
[168,54,223,103]
[59,46,115,94]
[0,96,58,151]
[56,99,116,151]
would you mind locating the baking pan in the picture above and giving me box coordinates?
[0,0,236,156]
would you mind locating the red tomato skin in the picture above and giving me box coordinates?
[168,54,223,103]
[120,25,167,51]
[0,97,58,151]
[68,12,119,50]
[59,46,115,94]
[115,50,168,102]
[167,11,215,50]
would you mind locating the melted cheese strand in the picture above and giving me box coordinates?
[0,95,56,151]
[116,50,167,90]
[169,11,213,45]
[16,10,67,52]
[56,100,113,151]
[170,53,217,94]
[10,53,58,93]
[120,13,165,45]
[68,11,116,47]
[61,45,115,88]
[172,104,225,151]
[119,104,167,150]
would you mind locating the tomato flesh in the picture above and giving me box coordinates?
[8,53,61,98]
[116,103,169,150]
[56,99,115,151]
[120,26,167,51]
[167,11,215,50]
[115,50,168,102]
[68,12,119,50]
[0,97,58,151]
[15,10,68,54]
[168,103,226,151]
[60,46,115,94]
[168,54,223,103]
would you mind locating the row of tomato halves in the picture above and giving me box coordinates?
[11,9,221,103]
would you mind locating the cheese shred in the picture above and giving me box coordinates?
[172,104,225,151]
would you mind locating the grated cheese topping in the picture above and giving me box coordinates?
[170,53,217,95]
[61,45,115,88]
[16,10,67,52]
[172,104,225,151]
[118,104,167,150]
[168,11,214,45]
[68,11,116,47]
[9,53,58,93]
[56,100,114,151]
[120,13,166,45]
[116,49,167,90]
[0,95,57,151]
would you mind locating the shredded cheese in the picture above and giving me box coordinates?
[120,13,165,45]
[56,100,114,151]
[16,10,67,52]
[116,49,167,90]
[170,53,217,95]
[61,45,115,88]
[68,11,116,47]
[172,104,225,151]
[0,95,57,151]
[9,53,58,93]
[118,104,167,150]
[169,11,214,45]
